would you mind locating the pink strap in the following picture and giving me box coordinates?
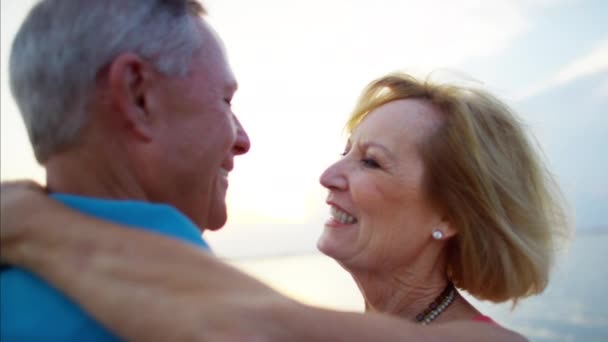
[472,315,496,324]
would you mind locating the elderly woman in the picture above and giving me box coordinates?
[0,73,567,341]
[317,73,568,323]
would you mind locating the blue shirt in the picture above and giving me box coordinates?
[0,194,209,341]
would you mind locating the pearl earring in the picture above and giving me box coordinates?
[432,230,443,240]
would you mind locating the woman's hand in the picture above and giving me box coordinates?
[0,180,52,266]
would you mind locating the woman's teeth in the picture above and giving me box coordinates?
[331,206,357,224]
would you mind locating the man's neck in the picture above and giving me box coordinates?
[45,150,148,201]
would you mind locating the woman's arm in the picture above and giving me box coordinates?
[1,181,287,341]
[0,181,526,341]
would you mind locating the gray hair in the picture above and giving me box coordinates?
[9,0,206,162]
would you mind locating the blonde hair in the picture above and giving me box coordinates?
[346,73,570,303]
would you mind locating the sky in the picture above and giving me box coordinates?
[1,0,606,259]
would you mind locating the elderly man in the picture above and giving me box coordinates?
[1,0,249,340]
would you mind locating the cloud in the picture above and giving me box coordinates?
[515,39,608,100]
[553,40,608,83]
[595,78,608,99]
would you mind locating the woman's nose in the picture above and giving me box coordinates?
[319,161,348,191]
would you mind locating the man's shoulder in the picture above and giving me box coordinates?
[51,194,210,250]
[0,268,120,341]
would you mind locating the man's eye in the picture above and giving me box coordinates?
[361,158,380,168]
[224,98,232,105]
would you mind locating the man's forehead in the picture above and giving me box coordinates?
[188,15,239,92]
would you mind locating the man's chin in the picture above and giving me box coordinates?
[204,194,228,230]
[190,212,226,231]
[204,211,228,231]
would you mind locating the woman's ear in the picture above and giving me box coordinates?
[432,218,457,241]
[443,219,458,239]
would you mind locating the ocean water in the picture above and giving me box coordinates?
[228,232,608,341]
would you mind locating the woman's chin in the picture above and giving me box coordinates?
[316,228,356,261]
[316,236,333,257]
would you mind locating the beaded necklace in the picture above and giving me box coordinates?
[415,282,456,325]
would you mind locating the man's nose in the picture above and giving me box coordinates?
[232,114,250,155]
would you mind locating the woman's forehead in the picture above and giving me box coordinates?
[352,99,442,143]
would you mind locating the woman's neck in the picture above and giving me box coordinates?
[352,267,450,322]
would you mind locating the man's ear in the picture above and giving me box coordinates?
[107,53,156,142]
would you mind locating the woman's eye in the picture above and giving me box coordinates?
[361,158,380,168]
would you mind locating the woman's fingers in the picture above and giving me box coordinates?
[0,179,47,264]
